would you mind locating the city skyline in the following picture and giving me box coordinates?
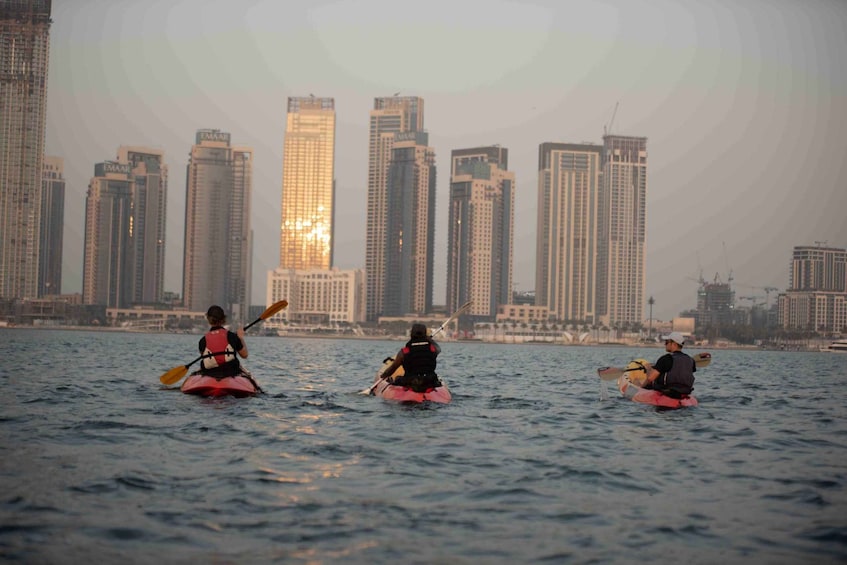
[43,0,847,320]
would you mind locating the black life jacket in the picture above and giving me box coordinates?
[655,351,695,396]
[401,339,438,377]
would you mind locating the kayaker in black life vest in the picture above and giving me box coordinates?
[378,323,442,393]
[198,305,248,378]
[643,331,695,398]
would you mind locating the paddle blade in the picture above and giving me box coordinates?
[243,300,289,331]
[160,364,189,385]
[694,352,712,368]
[597,366,624,381]
[261,299,288,320]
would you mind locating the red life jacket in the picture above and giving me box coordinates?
[202,328,235,369]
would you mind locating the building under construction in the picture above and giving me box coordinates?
[689,273,735,330]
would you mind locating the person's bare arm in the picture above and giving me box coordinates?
[236,327,248,358]
[379,350,404,381]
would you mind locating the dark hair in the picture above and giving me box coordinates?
[410,323,428,339]
[206,305,226,324]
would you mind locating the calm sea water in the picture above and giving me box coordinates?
[1,329,845,564]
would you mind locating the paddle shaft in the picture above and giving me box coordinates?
[597,352,711,381]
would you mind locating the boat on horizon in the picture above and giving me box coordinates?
[821,339,847,353]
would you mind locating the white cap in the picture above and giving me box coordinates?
[661,331,685,345]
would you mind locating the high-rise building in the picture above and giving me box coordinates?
[383,131,436,317]
[535,143,602,324]
[83,162,134,307]
[279,97,336,270]
[0,0,52,299]
[597,135,648,326]
[230,146,253,319]
[116,146,167,304]
[447,146,515,321]
[779,244,847,333]
[267,97,364,326]
[38,156,64,297]
[790,245,846,292]
[82,149,169,309]
[182,130,252,320]
[365,96,424,321]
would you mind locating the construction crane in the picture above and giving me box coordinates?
[736,283,780,308]
[722,242,734,287]
[604,101,619,137]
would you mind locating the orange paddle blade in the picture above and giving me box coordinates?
[243,300,288,331]
[159,364,189,385]
[261,300,288,320]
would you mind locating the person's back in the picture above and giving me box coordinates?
[380,323,442,392]
[645,332,695,397]
[198,305,248,377]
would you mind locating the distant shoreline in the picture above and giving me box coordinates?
[2,325,800,352]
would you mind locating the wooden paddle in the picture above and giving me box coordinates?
[361,300,473,395]
[158,300,288,385]
[597,351,712,381]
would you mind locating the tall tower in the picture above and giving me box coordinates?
[0,0,52,299]
[38,156,64,297]
[82,162,134,308]
[183,130,252,320]
[365,96,424,321]
[598,135,648,326]
[383,132,436,317]
[230,146,253,319]
[535,143,602,324]
[279,97,336,269]
[778,244,846,333]
[116,146,167,304]
[447,146,514,321]
[790,245,846,292]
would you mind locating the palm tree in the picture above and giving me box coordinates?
[648,295,655,340]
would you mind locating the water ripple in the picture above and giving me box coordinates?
[1,332,846,563]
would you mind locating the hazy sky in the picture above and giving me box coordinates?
[46,0,847,320]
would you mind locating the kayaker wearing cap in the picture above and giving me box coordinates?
[643,331,695,398]
[198,305,248,377]
[378,323,442,393]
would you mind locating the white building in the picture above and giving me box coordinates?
[266,268,365,327]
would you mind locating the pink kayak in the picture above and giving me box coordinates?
[181,370,260,397]
[370,358,452,404]
[618,373,698,409]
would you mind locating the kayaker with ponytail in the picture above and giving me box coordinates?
[643,331,695,398]
[198,305,248,377]
[378,323,442,392]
